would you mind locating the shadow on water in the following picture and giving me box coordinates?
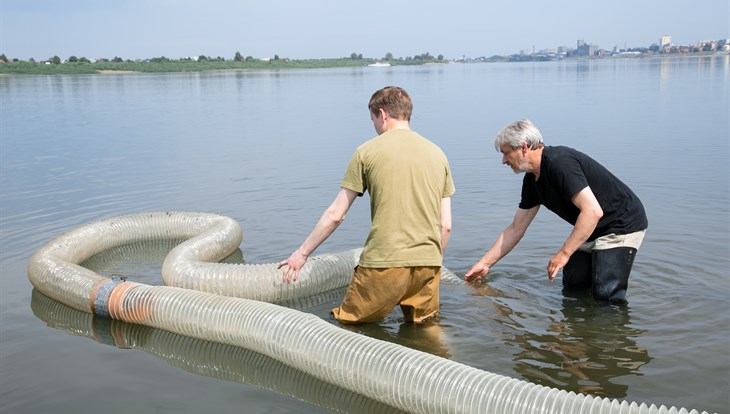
[30,289,405,414]
[449,272,652,399]
[484,282,652,399]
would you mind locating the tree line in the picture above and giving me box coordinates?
[1,51,445,65]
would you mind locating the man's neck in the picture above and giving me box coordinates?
[529,146,544,179]
[383,119,411,132]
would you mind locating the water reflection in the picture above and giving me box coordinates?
[508,292,651,398]
[341,317,452,359]
[30,289,405,414]
[81,239,244,286]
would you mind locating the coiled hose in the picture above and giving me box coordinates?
[27,212,710,414]
[30,288,402,414]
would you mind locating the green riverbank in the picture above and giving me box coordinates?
[0,58,433,75]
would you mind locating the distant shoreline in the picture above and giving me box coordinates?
[0,52,724,76]
[0,57,421,76]
[477,50,725,63]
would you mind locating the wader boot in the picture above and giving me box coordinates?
[591,247,637,303]
[562,250,592,294]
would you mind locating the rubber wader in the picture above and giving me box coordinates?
[563,247,638,303]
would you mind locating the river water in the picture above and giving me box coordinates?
[1,55,728,413]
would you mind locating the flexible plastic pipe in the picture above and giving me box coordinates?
[27,212,710,414]
[30,289,401,414]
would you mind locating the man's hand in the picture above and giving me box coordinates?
[465,261,491,283]
[278,250,308,284]
[547,250,571,282]
[547,186,601,281]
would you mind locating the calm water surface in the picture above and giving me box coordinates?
[1,56,728,413]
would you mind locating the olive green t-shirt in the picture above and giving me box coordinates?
[341,129,455,267]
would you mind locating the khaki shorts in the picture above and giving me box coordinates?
[577,230,646,252]
[332,266,441,324]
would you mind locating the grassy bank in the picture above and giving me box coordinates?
[0,58,431,75]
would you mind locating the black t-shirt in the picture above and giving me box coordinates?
[519,146,648,241]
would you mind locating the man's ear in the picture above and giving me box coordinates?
[378,108,388,121]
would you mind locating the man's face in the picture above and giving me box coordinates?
[499,143,528,174]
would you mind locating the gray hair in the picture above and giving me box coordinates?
[494,119,544,151]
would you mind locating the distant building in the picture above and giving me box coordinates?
[660,35,672,48]
[697,40,718,52]
[575,39,597,57]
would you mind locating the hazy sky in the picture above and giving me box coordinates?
[2,0,728,61]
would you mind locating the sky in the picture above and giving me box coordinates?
[1,0,729,61]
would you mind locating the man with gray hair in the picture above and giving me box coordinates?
[465,120,647,303]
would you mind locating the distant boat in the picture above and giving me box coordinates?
[367,62,391,67]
